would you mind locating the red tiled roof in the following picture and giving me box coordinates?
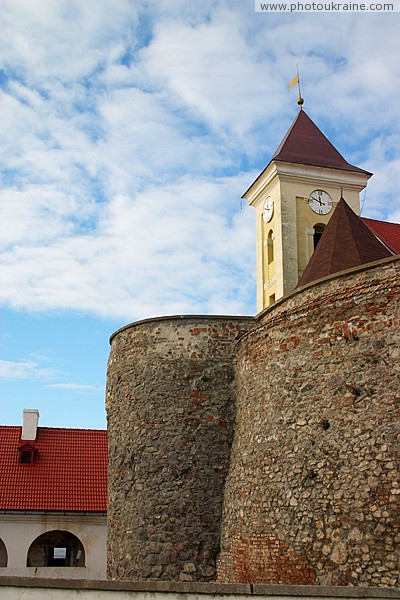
[362,217,400,254]
[0,426,107,512]
[272,110,372,175]
[297,198,393,288]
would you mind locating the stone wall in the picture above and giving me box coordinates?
[217,256,400,587]
[106,315,254,582]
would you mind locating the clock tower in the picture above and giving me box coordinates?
[243,109,372,313]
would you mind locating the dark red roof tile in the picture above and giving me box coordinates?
[0,426,107,512]
[272,110,371,175]
[297,198,393,288]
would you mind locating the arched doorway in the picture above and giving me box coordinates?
[0,538,7,567]
[27,530,85,567]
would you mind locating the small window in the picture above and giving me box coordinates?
[21,450,34,464]
[314,224,325,249]
[18,444,37,464]
[48,547,67,566]
[267,230,274,264]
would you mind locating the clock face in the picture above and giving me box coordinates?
[308,190,333,215]
[263,197,274,222]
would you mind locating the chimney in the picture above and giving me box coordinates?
[21,409,40,441]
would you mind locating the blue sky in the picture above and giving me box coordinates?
[1,0,400,429]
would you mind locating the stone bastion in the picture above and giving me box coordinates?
[106,315,254,582]
[217,255,400,587]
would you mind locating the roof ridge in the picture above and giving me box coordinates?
[362,216,400,226]
[0,425,106,433]
[37,426,107,432]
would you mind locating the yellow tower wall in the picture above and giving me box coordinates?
[244,161,370,314]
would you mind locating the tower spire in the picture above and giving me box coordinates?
[296,66,304,109]
[288,66,304,109]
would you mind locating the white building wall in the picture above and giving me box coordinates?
[0,512,106,580]
[0,580,398,600]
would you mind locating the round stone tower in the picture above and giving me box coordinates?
[106,314,253,582]
[217,256,400,587]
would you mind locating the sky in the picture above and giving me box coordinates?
[1,0,400,430]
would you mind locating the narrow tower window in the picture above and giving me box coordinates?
[313,224,325,249]
[267,230,274,264]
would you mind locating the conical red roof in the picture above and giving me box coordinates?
[297,198,393,288]
[272,110,371,175]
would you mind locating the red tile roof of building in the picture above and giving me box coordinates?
[0,426,107,512]
[362,217,400,254]
[297,198,394,288]
[272,110,372,175]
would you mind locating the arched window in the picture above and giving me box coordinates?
[313,224,325,249]
[0,538,7,567]
[267,229,274,264]
[27,530,85,567]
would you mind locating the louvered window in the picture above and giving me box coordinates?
[21,450,34,463]
[18,445,36,464]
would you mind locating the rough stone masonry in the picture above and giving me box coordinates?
[106,316,253,582]
[217,256,400,587]
[106,255,400,587]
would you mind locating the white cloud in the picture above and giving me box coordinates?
[0,358,57,381]
[46,383,101,393]
[139,19,283,136]
[0,186,78,246]
[0,1,400,324]
[0,173,254,319]
[0,0,139,83]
